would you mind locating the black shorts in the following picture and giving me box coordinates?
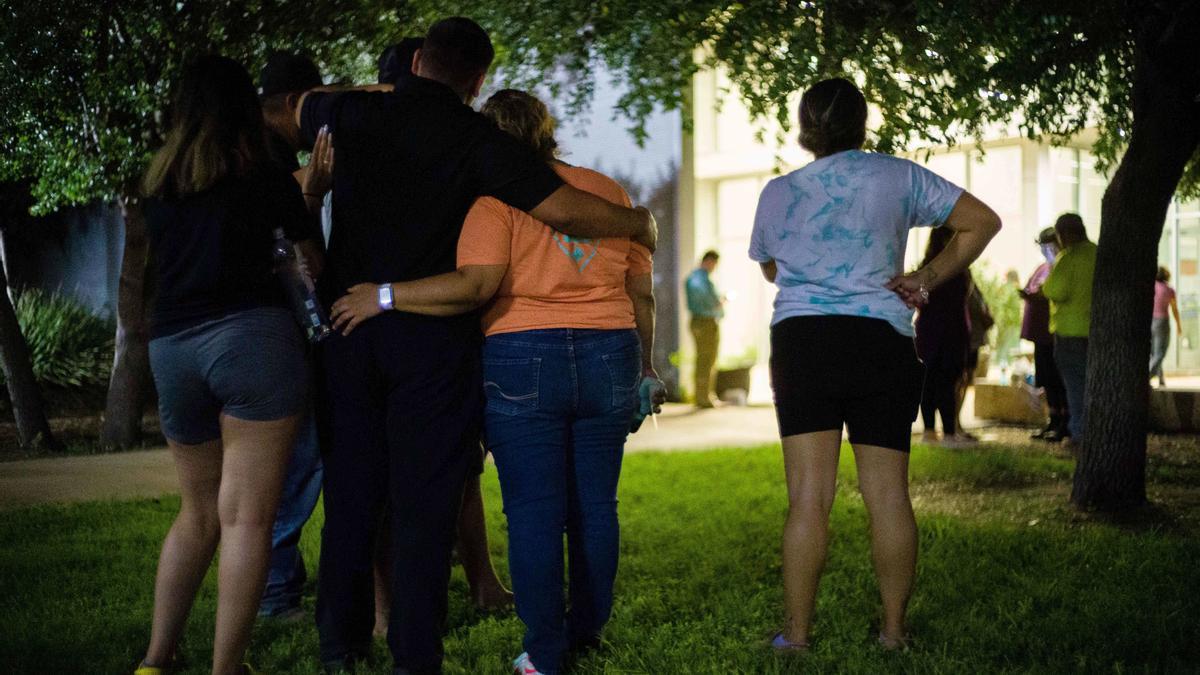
[770,315,924,452]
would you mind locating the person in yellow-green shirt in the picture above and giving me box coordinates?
[1041,213,1097,443]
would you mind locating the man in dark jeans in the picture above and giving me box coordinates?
[292,17,656,674]
[256,51,329,620]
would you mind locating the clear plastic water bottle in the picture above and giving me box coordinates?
[272,228,332,343]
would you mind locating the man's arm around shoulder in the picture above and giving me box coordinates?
[530,185,658,252]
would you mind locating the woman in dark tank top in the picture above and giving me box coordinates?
[135,55,320,675]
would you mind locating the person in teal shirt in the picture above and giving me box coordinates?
[686,250,724,407]
[1042,212,1097,442]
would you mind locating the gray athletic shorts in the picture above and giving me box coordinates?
[150,307,310,444]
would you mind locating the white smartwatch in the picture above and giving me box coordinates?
[377,284,394,311]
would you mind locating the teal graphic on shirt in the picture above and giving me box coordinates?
[552,232,598,273]
[749,150,963,336]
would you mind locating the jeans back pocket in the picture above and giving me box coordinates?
[602,348,641,412]
[482,357,541,416]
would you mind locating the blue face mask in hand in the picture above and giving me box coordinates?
[1041,243,1059,264]
[629,376,667,433]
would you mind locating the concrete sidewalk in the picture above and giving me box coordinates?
[0,403,782,510]
[0,392,1005,511]
[0,447,181,509]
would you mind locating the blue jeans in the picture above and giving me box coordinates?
[259,409,324,616]
[483,329,640,675]
[1054,336,1088,440]
[1149,317,1170,384]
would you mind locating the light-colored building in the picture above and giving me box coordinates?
[678,67,1200,400]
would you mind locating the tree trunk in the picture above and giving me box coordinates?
[0,230,59,451]
[1071,10,1200,510]
[0,227,15,305]
[101,195,151,449]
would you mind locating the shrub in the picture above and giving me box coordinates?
[7,289,114,389]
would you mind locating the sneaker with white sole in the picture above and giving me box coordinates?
[940,433,978,449]
[512,652,546,675]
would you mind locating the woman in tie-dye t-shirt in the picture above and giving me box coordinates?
[749,77,1001,651]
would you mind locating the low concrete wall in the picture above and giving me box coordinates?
[974,382,1046,426]
[1149,388,1200,433]
[975,382,1200,432]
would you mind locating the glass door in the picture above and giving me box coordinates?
[1174,199,1200,371]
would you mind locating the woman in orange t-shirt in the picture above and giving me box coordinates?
[330,89,663,675]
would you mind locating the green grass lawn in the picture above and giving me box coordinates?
[2,441,1198,674]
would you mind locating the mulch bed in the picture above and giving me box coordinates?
[0,385,163,460]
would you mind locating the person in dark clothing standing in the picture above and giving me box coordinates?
[291,17,657,674]
[253,51,334,623]
[377,37,426,85]
[136,55,322,675]
[1020,227,1069,441]
[260,51,335,222]
[367,36,515,640]
[916,227,972,447]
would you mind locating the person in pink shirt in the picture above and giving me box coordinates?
[1150,266,1182,386]
[1020,227,1069,441]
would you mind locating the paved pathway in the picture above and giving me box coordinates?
[8,376,1199,510]
[0,404,782,510]
[0,447,181,509]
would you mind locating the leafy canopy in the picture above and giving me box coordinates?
[3,0,1196,214]
[0,0,422,213]
[458,0,1195,196]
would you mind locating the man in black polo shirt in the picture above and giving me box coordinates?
[377,37,424,85]
[295,17,656,675]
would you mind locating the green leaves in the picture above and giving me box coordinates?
[468,0,1194,195]
[8,289,114,389]
[0,0,426,213]
[2,0,1195,213]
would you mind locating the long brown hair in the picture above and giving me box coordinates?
[480,89,559,161]
[142,55,269,198]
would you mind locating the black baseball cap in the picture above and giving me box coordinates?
[260,51,322,98]
[378,37,424,84]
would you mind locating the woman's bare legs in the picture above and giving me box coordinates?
[373,514,391,637]
[458,472,513,610]
[780,430,842,644]
[144,439,224,668]
[852,443,917,646]
[211,414,299,675]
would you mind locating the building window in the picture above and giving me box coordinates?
[1050,147,1080,218]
